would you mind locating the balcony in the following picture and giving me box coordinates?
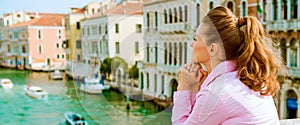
[267,20,300,32]
[158,22,191,34]
[287,67,300,79]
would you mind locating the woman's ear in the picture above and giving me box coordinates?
[208,43,218,56]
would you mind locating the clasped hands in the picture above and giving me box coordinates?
[177,62,208,93]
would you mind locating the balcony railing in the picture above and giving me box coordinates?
[158,22,191,33]
[287,67,300,78]
[267,20,300,31]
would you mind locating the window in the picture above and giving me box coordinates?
[7,44,10,53]
[76,40,81,49]
[184,42,187,64]
[169,43,172,65]
[164,43,167,64]
[115,42,120,54]
[146,73,149,89]
[242,1,246,17]
[115,24,119,33]
[38,45,42,54]
[262,0,267,21]
[155,12,158,31]
[164,9,167,24]
[179,7,183,22]
[184,6,188,22]
[99,25,101,34]
[273,0,278,20]
[92,42,98,53]
[161,75,165,94]
[197,4,200,27]
[280,40,287,65]
[174,43,177,65]
[6,20,9,25]
[105,24,108,33]
[62,54,65,59]
[77,54,81,61]
[57,54,60,59]
[147,43,150,62]
[179,43,182,65]
[58,30,61,39]
[87,27,90,35]
[290,40,298,67]
[22,44,26,53]
[227,2,234,13]
[147,13,150,31]
[135,42,139,54]
[155,43,158,63]
[154,74,157,92]
[209,1,214,10]
[136,24,142,33]
[292,0,298,19]
[38,30,41,39]
[174,8,178,23]
[92,8,95,14]
[282,0,288,19]
[76,22,80,29]
[56,43,59,48]
[169,9,173,23]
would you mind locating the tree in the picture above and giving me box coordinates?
[100,57,112,79]
[129,64,138,79]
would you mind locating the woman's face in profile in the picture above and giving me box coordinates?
[190,23,210,63]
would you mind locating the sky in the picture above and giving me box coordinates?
[0,0,103,16]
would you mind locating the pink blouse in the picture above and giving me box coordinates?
[172,61,279,125]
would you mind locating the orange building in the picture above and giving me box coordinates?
[2,13,66,71]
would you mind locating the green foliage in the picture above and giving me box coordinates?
[100,57,112,75]
[129,64,138,79]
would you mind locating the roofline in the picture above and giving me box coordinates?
[144,0,174,6]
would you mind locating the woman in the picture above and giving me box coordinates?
[172,6,285,125]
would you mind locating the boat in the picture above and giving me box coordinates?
[64,112,88,125]
[0,78,13,89]
[79,77,110,94]
[25,85,48,99]
[50,69,63,80]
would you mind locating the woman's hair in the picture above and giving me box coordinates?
[202,6,286,96]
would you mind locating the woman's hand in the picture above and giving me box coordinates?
[177,62,208,93]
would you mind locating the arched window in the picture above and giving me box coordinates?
[169,9,173,23]
[209,1,214,10]
[280,39,287,65]
[179,7,183,22]
[164,43,167,64]
[197,3,200,26]
[292,0,298,19]
[227,1,234,12]
[174,43,177,65]
[184,6,188,22]
[164,9,167,24]
[282,0,288,19]
[179,43,182,65]
[263,0,267,21]
[290,39,298,67]
[273,0,278,20]
[169,42,172,65]
[242,1,246,17]
[174,8,178,23]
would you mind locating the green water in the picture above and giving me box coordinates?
[0,68,172,125]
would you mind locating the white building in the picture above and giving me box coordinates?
[261,0,300,119]
[81,1,144,77]
[138,0,237,100]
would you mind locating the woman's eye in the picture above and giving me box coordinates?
[194,37,197,41]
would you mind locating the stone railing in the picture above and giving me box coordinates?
[280,118,300,125]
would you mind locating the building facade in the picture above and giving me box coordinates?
[80,1,144,79]
[256,0,300,119]
[1,13,66,70]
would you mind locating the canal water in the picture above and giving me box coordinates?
[0,68,172,125]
